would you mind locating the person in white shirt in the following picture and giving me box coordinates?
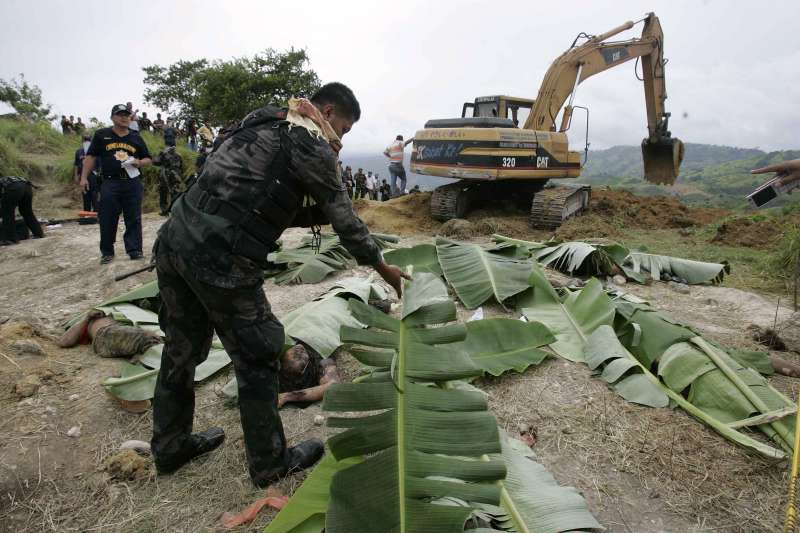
[365,171,377,200]
[383,134,413,196]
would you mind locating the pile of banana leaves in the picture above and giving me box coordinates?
[268,233,400,285]
[490,234,730,285]
[265,273,602,533]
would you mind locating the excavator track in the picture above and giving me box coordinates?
[530,185,592,230]
[430,183,471,220]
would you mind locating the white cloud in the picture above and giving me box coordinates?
[1,0,798,153]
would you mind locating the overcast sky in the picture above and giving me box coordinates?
[1,0,798,155]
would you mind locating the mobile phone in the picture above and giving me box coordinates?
[747,172,797,208]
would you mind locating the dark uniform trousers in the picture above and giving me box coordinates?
[1,181,43,242]
[99,177,143,256]
[152,246,289,483]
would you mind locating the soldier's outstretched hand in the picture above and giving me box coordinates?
[374,262,412,297]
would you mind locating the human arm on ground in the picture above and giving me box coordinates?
[278,358,340,408]
[57,316,91,348]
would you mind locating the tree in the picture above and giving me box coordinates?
[141,49,320,125]
[142,59,208,119]
[0,74,51,120]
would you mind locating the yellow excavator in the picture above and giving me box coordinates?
[410,12,684,229]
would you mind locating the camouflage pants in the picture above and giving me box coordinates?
[152,248,289,483]
[158,171,184,214]
[93,323,159,357]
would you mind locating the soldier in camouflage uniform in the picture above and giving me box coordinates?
[153,145,185,215]
[353,167,367,199]
[150,83,408,486]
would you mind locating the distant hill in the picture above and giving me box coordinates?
[578,143,800,208]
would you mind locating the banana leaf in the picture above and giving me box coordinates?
[585,326,668,407]
[585,325,787,459]
[64,280,160,328]
[436,238,534,309]
[493,235,628,277]
[384,243,443,276]
[269,232,400,286]
[534,241,629,277]
[624,252,729,285]
[520,268,615,362]
[453,318,555,377]
[484,431,603,532]
[102,363,159,402]
[322,273,507,532]
[264,452,363,533]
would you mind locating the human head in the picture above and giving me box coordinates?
[157,113,162,119]
[396,134,403,141]
[69,115,74,120]
[77,117,83,123]
[358,168,362,172]
[281,344,310,376]
[110,104,131,128]
[368,171,372,176]
[82,134,91,142]
[142,112,147,118]
[126,102,133,110]
[310,82,360,139]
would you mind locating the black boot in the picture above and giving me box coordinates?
[155,427,225,474]
[254,439,324,487]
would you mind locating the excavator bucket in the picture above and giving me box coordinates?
[641,137,685,185]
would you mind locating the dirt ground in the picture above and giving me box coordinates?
[1,201,798,531]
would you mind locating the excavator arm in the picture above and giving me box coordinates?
[524,13,684,184]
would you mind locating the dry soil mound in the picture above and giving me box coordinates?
[355,188,734,240]
[712,216,783,249]
[589,189,728,228]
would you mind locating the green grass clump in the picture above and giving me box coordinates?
[0,117,199,212]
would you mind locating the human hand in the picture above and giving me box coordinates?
[374,261,412,297]
[752,159,800,187]
[129,159,141,168]
[80,178,89,193]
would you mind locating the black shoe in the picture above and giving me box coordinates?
[100,255,114,264]
[155,427,225,475]
[253,439,324,488]
[129,251,144,260]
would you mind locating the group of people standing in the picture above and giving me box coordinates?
[335,133,416,202]
[339,164,391,201]
[60,115,87,135]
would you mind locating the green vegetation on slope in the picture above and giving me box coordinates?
[580,143,800,209]
[0,116,198,213]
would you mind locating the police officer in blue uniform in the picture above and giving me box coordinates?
[80,104,152,264]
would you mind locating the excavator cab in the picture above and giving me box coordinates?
[461,96,534,126]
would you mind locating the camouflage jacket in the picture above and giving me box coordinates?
[154,148,184,175]
[158,105,381,288]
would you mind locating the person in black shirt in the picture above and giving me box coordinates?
[74,134,101,212]
[80,104,152,264]
[138,112,153,133]
[163,120,178,148]
[0,176,44,245]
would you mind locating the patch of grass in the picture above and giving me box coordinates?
[0,117,199,213]
[617,227,785,294]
